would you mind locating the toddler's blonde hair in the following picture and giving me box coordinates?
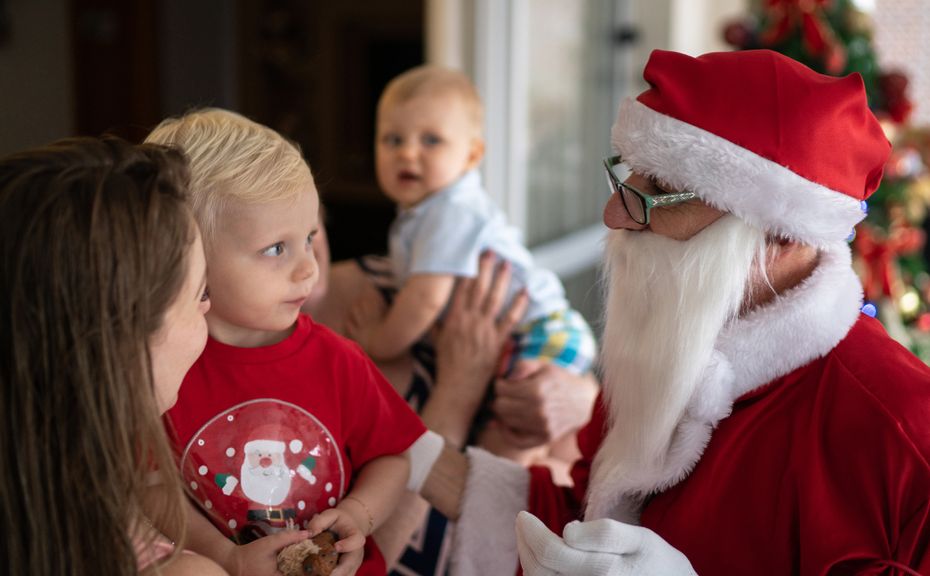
[146,108,314,245]
[378,65,484,137]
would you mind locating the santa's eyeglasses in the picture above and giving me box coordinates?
[603,155,697,225]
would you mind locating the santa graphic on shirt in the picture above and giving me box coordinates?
[181,400,344,543]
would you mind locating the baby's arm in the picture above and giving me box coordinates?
[305,454,410,574]
[348,274,455,361]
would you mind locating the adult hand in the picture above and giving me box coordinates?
[433,252,529,408]
[421,252,528,447]
[515,511,697,576]
[491,361,599,449]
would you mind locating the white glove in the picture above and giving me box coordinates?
[515,511,697,576]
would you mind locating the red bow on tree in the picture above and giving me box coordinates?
[760,0,847,73]
[855,219,925,301]
[878,72,914,124]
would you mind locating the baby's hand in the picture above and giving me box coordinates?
[305,500,370,576]
[225,529,310,576]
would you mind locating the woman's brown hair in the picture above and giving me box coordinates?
[0,137,194,574]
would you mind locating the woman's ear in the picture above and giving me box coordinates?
[465,138,485,171]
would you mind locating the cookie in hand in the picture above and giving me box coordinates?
[276,531,339,576]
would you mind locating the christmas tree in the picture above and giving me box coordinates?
[724,0,930,362]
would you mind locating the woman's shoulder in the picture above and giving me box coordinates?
[143,551,228,576]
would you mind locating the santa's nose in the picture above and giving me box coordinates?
[259,456,272,468]
[604,193,647,231]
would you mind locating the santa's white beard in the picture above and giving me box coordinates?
[241,462,292,506]
[589,215,765,517]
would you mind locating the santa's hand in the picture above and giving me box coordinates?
[492,361,598,449]
[226,529,310,576]
[305,506,366,576]
[515,511,697,576]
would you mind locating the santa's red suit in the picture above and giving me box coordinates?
[451,246,930,575]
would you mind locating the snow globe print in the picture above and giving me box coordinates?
[181,399,346,543]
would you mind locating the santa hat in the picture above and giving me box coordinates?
[612,49,891,246]
[243,439,286,454]
[242,432,317,483]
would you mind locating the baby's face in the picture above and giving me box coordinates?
[204,185,320,347]
[376,93,483,209]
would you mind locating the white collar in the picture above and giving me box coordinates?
[717,242,863,400]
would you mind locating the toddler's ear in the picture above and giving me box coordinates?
[466,138,485,170]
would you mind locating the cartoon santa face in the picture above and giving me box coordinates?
[240,439,292,506]
[181,399,346,540]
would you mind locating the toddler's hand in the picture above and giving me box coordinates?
[305,503,368,576]
[224,529,309,576]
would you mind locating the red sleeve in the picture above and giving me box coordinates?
[339,341,427,468]
[528,394,608,532]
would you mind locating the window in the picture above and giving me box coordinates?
[427,0,635,323]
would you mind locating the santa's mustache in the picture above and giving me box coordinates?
[245,463,288,478]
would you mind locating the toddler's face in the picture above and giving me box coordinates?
[376,93,483,209]
[204,185,320,347]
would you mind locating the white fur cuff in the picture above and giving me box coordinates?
[451,447,530,576]
[406,430,445,493]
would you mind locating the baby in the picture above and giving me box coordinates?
[147,109,426,576]
[347,66,596,457]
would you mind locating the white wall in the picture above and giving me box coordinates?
[871,0,930,126]
[0,0,73,156]
[669,0,746,55]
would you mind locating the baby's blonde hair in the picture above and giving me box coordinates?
[145,108,314,245]
[378,65,484,136]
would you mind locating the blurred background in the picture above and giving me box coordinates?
[2,0,930,351]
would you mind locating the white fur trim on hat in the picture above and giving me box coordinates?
[243,439,286,454]
[612,99,866,247]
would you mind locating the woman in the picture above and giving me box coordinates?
[0,137,226,575]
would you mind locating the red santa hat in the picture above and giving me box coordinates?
[612,49,892,246]
[243,439,286,455]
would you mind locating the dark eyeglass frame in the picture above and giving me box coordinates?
[603,155,697,225]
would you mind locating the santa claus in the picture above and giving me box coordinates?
[408,49,930,575]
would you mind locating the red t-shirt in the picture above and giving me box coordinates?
[529,317,930,574]
[167,314,426,574]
